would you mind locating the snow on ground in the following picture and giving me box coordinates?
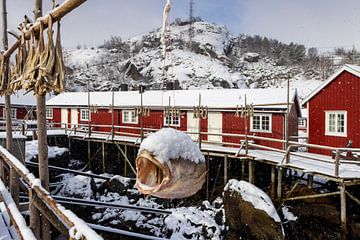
[282,206,298,222]
[55,173,224,239]
[25,140,68,161]
[139,128,205,164]
[224,179,281,223]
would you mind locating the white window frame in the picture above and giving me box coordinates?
[325,111,347,137]
[3,108,16,119]
[298,118,306,127]
[164,111,181,127]
[80,109,90,121]
[122,110,138,124]
[250,114,272,133]
[46,108,53,119]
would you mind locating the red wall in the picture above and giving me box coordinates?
[0,106,34,120]
[222,112,285,149]
[308,71,360,155]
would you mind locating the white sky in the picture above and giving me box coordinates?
[3,0,360,51]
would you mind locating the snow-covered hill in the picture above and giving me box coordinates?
[64,21,325,99]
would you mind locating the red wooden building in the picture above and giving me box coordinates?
[303,64,360,155]
[46,89,300,150]
[0,90,36,122]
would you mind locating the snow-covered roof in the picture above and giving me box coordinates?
[46,88,298,110]
[302,64,360,104]
[0,90,55,107]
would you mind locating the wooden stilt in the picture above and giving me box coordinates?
[271,165,276,199]
[224,155,228,185]
[102,142,106,173]
[307,174,314,189]
[88,140,91,170]
[241,160,245,180]
[248,160,255,184]
[124,144,127,176]
[206,154,209,200]
[340,183,347,236]
[277,167,283,201]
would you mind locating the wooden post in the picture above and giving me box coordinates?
[29,190,41,239]
[102,142,106,173]
[223,155,228,185]
[9,167,19,206]
[271,165,276,199]
[140,90,144,142]
[248,160,255,184]
[197,94,202,149]
[124,143,127,176]
[277,167,283,201]
[244,95,248,155]
[88,140,91,170]
[111,91,115,140]
[335,150,340,177]
[340,182,347,236]
[241,160,245,180]
[206,153,209,200]
[307,174,314,189]
[34,1,51,239]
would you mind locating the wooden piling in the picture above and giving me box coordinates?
[241,160,245,180]
[307,174,314,189]
[340,182,347,236]
[102,142,106,173]
[277,167,283,201]
[248,160,255,184]
[224,155,228,184]
[271,165,276,199]
[124,144,127,176]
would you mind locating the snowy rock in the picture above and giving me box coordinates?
[223,179,284,240]
[244,52,260,63]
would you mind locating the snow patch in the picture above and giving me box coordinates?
[139,128,205,164]
[282,206,298,222]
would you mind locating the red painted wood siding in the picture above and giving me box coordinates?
[308,71,360,155]
[222,112,285,149]
[0,106,34,120]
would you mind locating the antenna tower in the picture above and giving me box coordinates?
[189,0,194,50]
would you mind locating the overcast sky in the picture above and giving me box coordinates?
[4,0,360,51]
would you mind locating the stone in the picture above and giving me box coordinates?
[223,179,284,240]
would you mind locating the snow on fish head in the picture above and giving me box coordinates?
[135,128,206,199]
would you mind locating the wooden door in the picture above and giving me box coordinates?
[187,111,199,141]
[208,112,222,143]
[61,108,68,129]
[71,109,78,128]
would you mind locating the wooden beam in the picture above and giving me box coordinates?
[277,167,283,201]
[3,0,87,58]
[340,183,347,235]
[248,160,255,184]
[346,191,360,205]
[224,155,228,185]
[270,165,276,199]
[283,191,340,202]
[115,143,136,175]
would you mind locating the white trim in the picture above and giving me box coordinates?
[80,109,90,121]
[303,64,360,104]
[46,108,53,119]
[250,113,272,133]
[122,110,138,124]
[325,110,347,137]
[163,111,181,127]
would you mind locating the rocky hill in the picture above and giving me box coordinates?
[63,20,331,99]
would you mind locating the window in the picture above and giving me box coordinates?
[250,114,272,132]
[298,118,306,127]
[3,108,16,119]
[164,111,180,127]
[80,109,90,121]
[325,111,347,136]
[122,110,138,124]
[46,108,53,119]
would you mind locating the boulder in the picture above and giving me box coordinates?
[244,52,260,62]
[223,179,284,240]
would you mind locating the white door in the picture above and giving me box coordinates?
[187,111,199,141]
[208,112,222,143]
[61,108,68,129]
[71,109,78,128]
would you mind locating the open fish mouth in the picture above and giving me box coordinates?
[135,149,207,199]
[136,150,171,195]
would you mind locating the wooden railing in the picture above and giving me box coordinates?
[44,122,360,178]
[0,145,103,240]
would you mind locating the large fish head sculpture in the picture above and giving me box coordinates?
[135,128,207,199]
